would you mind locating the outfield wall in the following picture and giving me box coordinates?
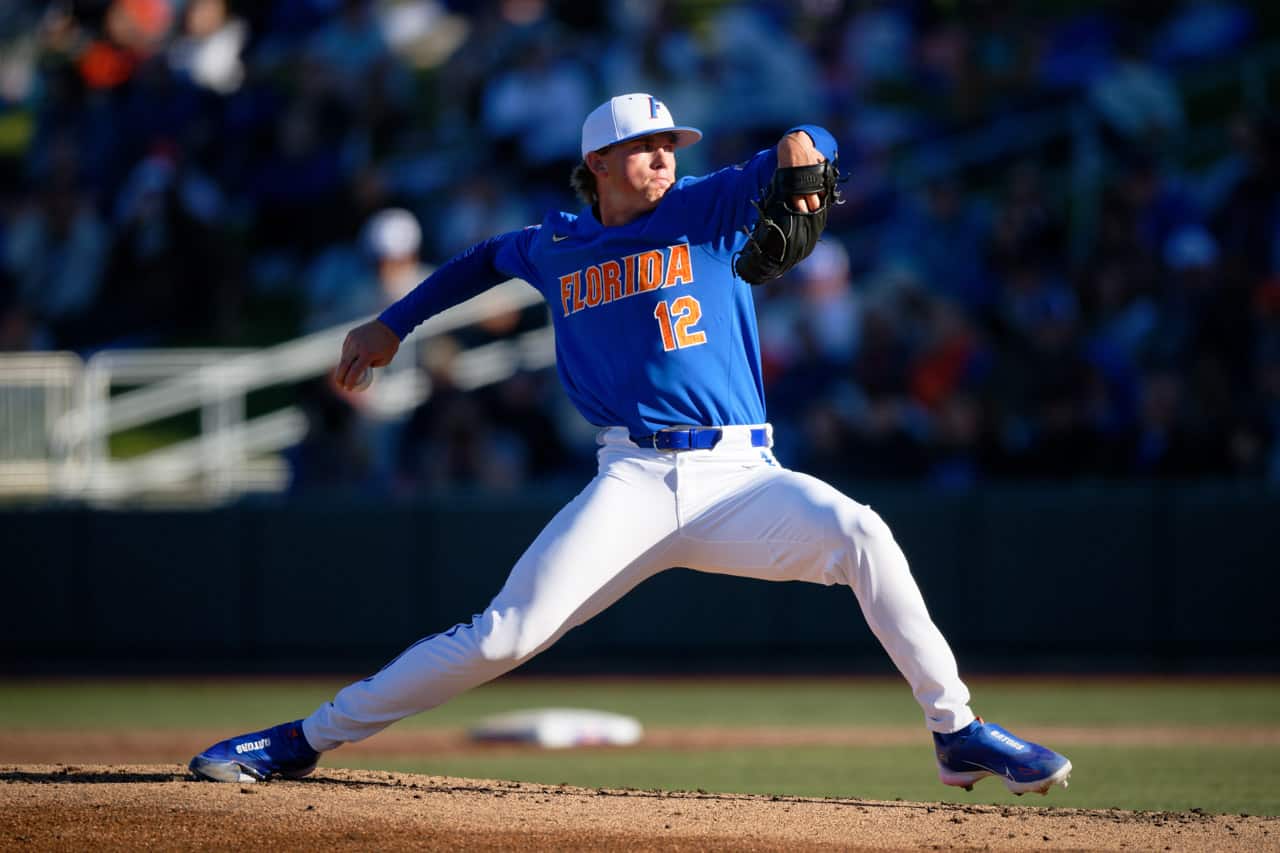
[3,483,1278,673]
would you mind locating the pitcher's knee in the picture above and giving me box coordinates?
[475,606,553,665]
[833,501,909,579]
[835,501,895,548]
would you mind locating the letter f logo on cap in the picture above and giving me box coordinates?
[581,93,703,158]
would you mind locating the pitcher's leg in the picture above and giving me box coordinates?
[824,497,975,733]
[677,467,973,733]
[304,464,677,751]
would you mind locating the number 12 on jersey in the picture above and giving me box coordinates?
[654,295,707,352]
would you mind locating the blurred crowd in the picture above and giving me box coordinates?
[0,0,1278,492]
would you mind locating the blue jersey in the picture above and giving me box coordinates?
[380,126,838,438]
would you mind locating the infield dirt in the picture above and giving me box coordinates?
[2,764,1276,852]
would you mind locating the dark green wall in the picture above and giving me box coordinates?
[3,483,1278,673]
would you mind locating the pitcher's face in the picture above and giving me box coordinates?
[593,132,677,211]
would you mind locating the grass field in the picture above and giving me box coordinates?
[2,676,1277,816]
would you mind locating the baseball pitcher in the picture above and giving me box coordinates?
[191,94,1072,796]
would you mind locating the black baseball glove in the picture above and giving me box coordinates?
[734,161,840,285]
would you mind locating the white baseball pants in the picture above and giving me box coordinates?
[303,425,975,751]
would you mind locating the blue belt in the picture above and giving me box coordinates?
[630,427,770,451]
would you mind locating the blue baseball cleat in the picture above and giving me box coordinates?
[189,719,319,783]
[933,718,1072,796]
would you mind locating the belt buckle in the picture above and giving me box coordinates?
[653,427,691,452]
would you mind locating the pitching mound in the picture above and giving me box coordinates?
[1,765,1274,851]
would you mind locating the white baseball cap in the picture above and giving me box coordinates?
[580,93,702,158]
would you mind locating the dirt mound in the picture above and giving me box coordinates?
[1,765,1274,851]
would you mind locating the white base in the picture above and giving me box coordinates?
[468,708,643,749]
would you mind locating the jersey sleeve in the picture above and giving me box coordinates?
[786,124,839,163]
[667,124,840,239]
[668,147,777,237]
[377,228,538,340]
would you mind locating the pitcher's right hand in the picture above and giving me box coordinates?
[335,319,400,391]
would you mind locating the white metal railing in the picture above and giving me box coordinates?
[0,278,551,502]
[53,279,545,449]
[0,352,85,496]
